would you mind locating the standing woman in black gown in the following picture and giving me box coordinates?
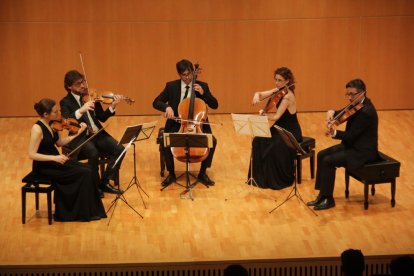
[28,98,106,221]
[250,67,303,189]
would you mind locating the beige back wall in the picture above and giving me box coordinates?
[1,0,413,117]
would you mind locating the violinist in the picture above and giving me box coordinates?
[29,98,106,221]
[153,59,218,187]
[251,67,302,189]
[307,79,379,210]
[60,70,124,196]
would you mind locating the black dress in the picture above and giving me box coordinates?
[249,103,303,190]
[33,121,106,221]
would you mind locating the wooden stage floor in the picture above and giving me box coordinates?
[0,111,413,267]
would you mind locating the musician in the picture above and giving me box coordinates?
[29,98,106,221]
[251,67,302,189]
[307,79,379,210]
[60,70,124,196]
[153,59,219,187]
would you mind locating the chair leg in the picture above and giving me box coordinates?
[391,179,396,207]
[345,172,350,198]
[364,182,369,210]
[310,149,315,179]
[22,187,26,224]
[35,187,39,210]
[159,145,165,177]
[47,190,53,225]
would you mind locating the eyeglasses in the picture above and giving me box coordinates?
[345,91,362,97]
[72,79,86,87]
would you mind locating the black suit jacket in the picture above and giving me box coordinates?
[152,79,218,133]
[60,93,115,147]
[334,98,379,170]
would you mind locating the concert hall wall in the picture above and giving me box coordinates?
[0,0,413,117]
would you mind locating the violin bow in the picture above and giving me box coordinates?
[66,125,107,157]
[78,52,94,104]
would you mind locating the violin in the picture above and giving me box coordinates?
[171,64,209,163]
[260,83,295,115]
[82,89,135,105]
[326,92,365,136]
[50,118,81,134]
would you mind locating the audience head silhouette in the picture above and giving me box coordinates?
[390,255,414,276]
[224,264,248,276]
[341,249,365,276]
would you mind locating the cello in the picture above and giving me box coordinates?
[171,64,210,163]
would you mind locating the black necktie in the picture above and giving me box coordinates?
[183,85,190,99]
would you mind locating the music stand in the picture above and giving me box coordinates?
[269,125,317,216]
[162,132,213,200]
[106,122,157,225]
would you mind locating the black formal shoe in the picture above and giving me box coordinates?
[306,194,322,206]
[314,197,336,211]
[197,172,215,186]
[101,183,123,194]
[98,189,104,198]
[161,174,176,187]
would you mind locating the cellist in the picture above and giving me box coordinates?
[251,67,303,190]
[306,79,379,210]
[153,59,219,187]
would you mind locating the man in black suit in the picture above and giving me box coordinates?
[307,79,379,210]
[153,59,219,187]
[60,70,124,196]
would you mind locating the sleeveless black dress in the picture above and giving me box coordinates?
[33,121,106,221]
[249,103,303,190]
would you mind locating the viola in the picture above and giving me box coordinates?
[50,118,81,134]
[326,92,365,136]
[82,89,135,105]
[171,64,209,163]
[260,83,295,115]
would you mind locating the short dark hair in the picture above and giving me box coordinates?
[176,59,194,75]
[274,67,295,92]
[34,98,56,116]
[64,70,84,92]
[346,79,366,93]
[341,249,365,276]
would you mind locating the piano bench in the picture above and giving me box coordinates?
[345,152,400,210]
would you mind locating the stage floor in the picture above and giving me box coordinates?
[0,112,413,266]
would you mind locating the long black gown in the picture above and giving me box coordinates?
[32,121,106,221]
[249,103,303,190]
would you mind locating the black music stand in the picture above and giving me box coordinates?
[162,132,213,200]
[106,123,150,225]
[269,125,317,216]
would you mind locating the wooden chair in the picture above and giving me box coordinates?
[21,171,55,225]
[345,152,400,210]
[296,136,316,184]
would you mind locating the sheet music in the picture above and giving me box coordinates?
[231,113,271,138]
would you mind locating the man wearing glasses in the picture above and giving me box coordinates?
[153,59,219,187]
[307,79,379,210]
[60,70,124,197]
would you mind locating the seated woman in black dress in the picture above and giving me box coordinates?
[28,98,106,222]
[250,67,303,189]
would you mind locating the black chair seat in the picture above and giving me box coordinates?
[345,152,400,210]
